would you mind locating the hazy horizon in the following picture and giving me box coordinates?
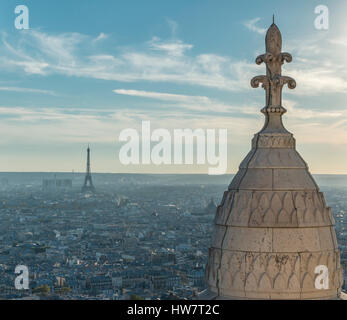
[2,172,347,189]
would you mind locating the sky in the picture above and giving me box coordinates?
[0,0,347,174]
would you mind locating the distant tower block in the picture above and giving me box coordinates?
[205,21,343,299]
[82,145,95,193]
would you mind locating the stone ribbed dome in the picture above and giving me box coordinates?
[205,22,343,299]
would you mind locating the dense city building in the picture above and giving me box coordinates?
[0,172,345,300]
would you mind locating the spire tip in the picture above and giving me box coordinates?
[251,15,296,108]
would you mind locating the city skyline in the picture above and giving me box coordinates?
[0,1,346,173]
[0,1,346,303]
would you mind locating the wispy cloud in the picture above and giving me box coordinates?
[287,68,347,95]
[0,105,259,146]
[284,34,347,95]
[113,88,259,113]
[1,27,347,99]
[283,99,343,119]
[1,102,347,151]
[148,36,193,56]
[243,18,267,35]
[0,86,56,95]
[94,32,108,42]
[0,30,256,92]
[114,88,347,122]
[114,89,210,103]
[6,27,346,99]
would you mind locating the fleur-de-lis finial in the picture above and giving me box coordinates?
[250,20,296,109]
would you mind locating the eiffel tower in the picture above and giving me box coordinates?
[81,145,95,193]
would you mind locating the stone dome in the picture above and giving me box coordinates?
[205,21,343,300]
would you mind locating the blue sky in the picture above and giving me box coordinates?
[0,0,347,173]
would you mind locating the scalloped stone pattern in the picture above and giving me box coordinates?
[206,249,343,299]
[214,190,335,228]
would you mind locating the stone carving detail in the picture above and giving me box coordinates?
[251,22,296,107]
[206,248,343,298]
[251,75,296,107]
[214,190,334,227]
[252,134,295,148]
[248,191,296,226]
